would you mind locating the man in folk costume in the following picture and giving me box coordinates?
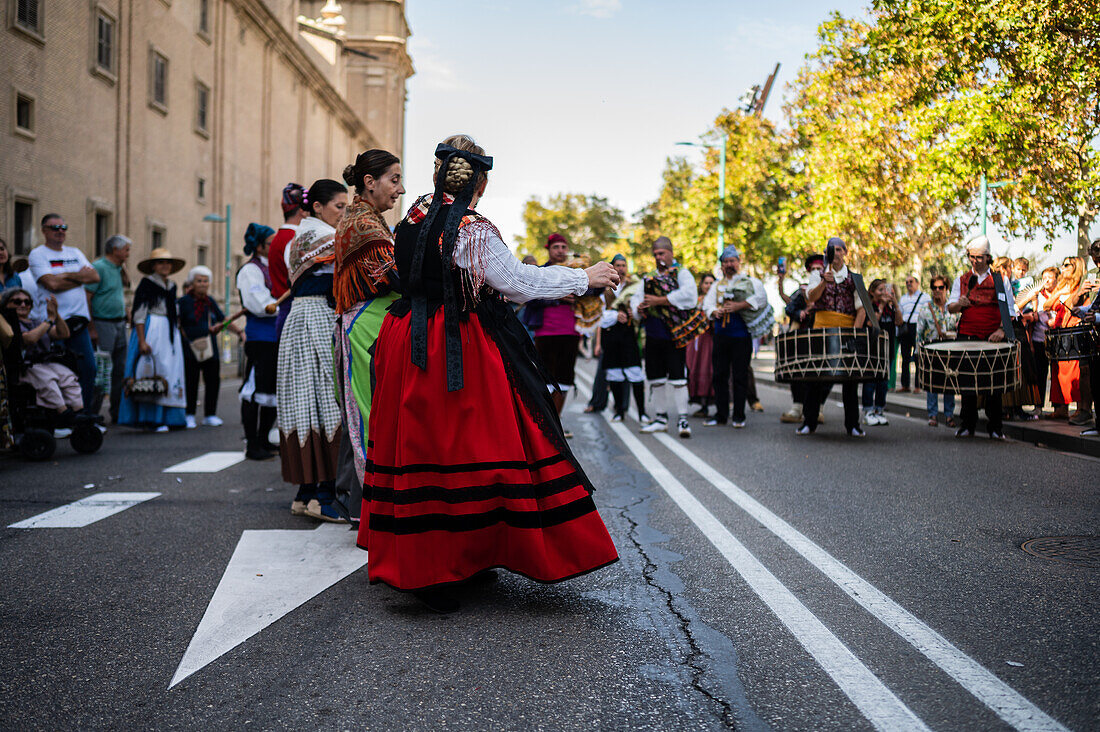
[358,135,619,613]
[800,237,866,437]
[947,235,1015,440]
[596,253,647,422]
[525,233,586,436]
[702,245,770,428]
[236,223,279,460]
[631,236,704,438]
[267,183,307,339]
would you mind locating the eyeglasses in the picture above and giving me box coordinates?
[46,224,68,232]
[8,298,31,305]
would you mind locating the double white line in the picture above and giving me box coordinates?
[573,371,1063,731]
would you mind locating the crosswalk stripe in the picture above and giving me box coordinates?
[8,492,162,529]
[164,452,246,473]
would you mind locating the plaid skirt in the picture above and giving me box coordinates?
[276,296,342,484]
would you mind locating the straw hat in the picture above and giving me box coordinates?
[137,247,185,275]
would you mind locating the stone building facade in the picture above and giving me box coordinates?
[1,0,412,299]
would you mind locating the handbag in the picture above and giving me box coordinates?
[125,355,168,402]
[187,307,215,362]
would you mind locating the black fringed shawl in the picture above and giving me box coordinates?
[405,143,494,392]
[131,275,178,335]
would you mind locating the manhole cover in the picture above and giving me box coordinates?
[1021,536,1100,567]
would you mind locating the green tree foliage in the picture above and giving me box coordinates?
[518,193,625,263]
[780,15,967,272]
[864,0,1100,255]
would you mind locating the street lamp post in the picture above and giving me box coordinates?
[980,173,1014,236]
[202,204,232,315]
[676,134,728,261]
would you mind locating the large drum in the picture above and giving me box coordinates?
[917,341,1021,395]
[774,327,889,383]
[1045,325,1097,361]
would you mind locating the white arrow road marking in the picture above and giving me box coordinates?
[8,492,161,529]
[163,451,246,473]
[170,523,367,689]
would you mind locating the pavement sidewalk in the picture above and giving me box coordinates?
[752,347,1100,459]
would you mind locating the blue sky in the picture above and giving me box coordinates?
[401,0,1077,264]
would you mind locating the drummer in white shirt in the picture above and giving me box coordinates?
[946,234,1017,440]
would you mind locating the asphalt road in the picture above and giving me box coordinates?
[1,365,1096,731]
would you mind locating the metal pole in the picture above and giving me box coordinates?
[224,204,232,312]
[716,135,726,261]
[980,173,988,236]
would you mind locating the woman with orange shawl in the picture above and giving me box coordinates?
[1045,256,1088,420]
[335,150,405,487]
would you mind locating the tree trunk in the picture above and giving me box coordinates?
[1079,210,1095,259]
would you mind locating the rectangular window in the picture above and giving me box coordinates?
[15,93,34,133]
[198,0,209,35]
[151,227,165,251]
[197,245,208,267]
[197,177,206,202]
[94,212,111,257]
[16,0,41,34]
[13,200,35,255]
[150,50,168,110]
[96,12,114,72]
[195,82,209,134]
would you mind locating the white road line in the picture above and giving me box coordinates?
[649,434,1067,732]
[164,451,246,473]
[8,492,161,529]
[602,417,930,731]
[574,368,1065,731]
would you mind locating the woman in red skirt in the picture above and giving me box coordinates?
[357,135,621,612]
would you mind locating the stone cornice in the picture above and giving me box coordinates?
[229,0,377,146]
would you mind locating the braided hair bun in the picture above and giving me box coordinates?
[441,156,474,194]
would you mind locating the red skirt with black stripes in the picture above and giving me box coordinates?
[357,309,619,591]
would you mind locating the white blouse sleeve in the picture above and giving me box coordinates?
[453,220,588,304]
[668,269,698,310]
[236,264,276,316]
[702,282,719,318]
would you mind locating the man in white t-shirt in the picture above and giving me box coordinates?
[28,214,100,414]
[896,274,927,393]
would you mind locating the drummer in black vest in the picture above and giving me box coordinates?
[947,234,1013,440]
[798,237,866,437]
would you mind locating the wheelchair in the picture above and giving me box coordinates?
[6,347,104,461]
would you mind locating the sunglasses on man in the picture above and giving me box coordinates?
[8,298,32,305]
[47,224,68,231]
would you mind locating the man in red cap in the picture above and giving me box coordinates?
[268,183,306,338]
[525,233,583,436]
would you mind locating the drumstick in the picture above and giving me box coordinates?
[211,291,287,334]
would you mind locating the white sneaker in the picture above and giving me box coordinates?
[780,406,802,423]
[610,414,623,423]
[678,417,692,438]
[202,415,224,427]
[875,411,889,426]
[864,412,881,426]
[53,427,73,439]
[185,415,197,430]
[640,419,667,434]
[639,414,653,426]
[730,420,746,428]
[155,425,170,433]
